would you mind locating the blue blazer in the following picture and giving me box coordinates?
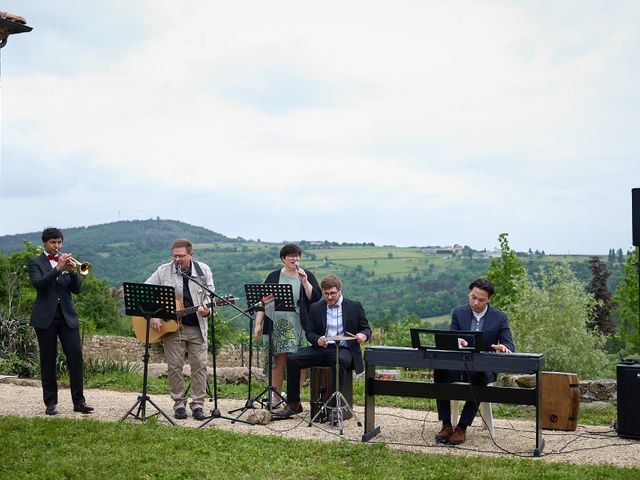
[305,298,371,374]
[451,304,515,351]
[451,304,515,383]
[28,253,82,329]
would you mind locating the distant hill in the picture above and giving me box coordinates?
[0,219,234,253]
[0,218,621,325]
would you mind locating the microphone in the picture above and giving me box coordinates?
[294,261,300,271]
[176,263,182,275]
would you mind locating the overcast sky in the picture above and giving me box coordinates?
[1,1,638,254]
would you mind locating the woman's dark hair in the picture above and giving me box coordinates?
[468,278,495,297]
[42,227,63,242]
[279,243,302,260]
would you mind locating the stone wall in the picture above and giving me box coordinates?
[82,335,165,364]
[502,374,618,403]
[216,343,263,368]
[81,335,263,368]
[579,379,617,403]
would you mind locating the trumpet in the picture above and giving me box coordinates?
[55,250,92,276]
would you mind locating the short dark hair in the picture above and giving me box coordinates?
[171,238,193,254]
[469,278,495,297]
[279,243,302,260]
[42,227,63,243]
[321,274,342,291]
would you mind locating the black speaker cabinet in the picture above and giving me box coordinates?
[633,188,640,247]
[617,360,640,439]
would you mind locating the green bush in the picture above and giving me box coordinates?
[0,311,39,377]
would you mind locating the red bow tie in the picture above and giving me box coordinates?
[47,254,60,261]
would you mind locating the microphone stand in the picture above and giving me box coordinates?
[226,298,269,421]
[176,267,251,427]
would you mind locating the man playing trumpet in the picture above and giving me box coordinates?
[28,227,93,415]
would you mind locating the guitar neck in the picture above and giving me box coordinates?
[176,297,236,318]
[176,302,213,319]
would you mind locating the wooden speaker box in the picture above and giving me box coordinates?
[541,371,580,431]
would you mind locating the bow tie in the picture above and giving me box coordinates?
[46,255,60,261]
[328,304,340,309]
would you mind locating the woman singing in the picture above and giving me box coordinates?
[253,243,321,403]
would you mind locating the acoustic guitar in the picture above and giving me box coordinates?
[131,295,237,344]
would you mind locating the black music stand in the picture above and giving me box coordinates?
[121,282,176,424]
[243,283,295,413]
[228,293,275,422]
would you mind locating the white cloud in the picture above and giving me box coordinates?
[1,1,639,253]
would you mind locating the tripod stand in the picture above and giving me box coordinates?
[308,336,362,435]
[121,282,176,424]
[228,293,275,422]
[173,268,251,427]
[240,283,295,415]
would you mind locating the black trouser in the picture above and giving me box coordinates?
[34,306,85,406]
[434,369,488,428]
[286,344,353,404]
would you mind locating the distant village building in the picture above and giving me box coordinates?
[421,244,464,255]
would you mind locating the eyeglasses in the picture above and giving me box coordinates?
[285,254,301,259]
[322,290,340,297]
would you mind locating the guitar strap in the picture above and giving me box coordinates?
[192,261,208,288]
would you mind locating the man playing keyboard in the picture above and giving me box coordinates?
[434,278,514,445]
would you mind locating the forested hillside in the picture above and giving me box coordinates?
[0,219,628,325]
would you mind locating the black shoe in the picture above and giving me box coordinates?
[174,407,188,419]
[193,408,206,421]
[272,402,303,420]
[73,402,94,414]
[45,404,58,416]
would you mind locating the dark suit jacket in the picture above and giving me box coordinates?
[262,268,321,334]
[28,253,82,329]
[305,298,372,374]
[451,303,515,383]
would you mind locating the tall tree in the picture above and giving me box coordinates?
[617,248,625,263]
[613,248,640,354]
[586,256,615,335]
[486,233,527,310]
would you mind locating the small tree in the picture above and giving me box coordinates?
[486,233,527,310]
[508,264,609,379]
[0,242,41,319]
[613,248,640,354]
[586,256,615,335]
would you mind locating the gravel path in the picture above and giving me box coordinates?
[1,379,638,469]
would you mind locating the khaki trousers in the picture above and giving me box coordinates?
[164,325,208,412]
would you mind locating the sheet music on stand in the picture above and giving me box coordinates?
[263,299,276,323]
[244,283,296,313]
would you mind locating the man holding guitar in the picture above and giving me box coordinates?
[146,238,214,420]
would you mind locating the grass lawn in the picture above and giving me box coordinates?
[1,416,636,480]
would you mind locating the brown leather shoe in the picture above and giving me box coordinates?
[448,426,467,445]
[435,424,453,443]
